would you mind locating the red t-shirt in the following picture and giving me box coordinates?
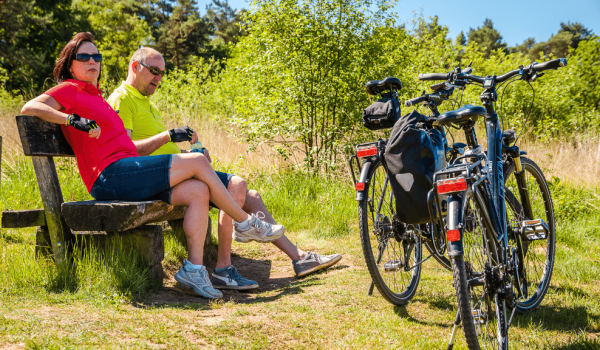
[44,79,139,192]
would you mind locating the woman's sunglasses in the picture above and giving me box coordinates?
[75,53,103,62]
[139,62,165,76]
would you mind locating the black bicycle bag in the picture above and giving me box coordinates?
[384,110,445,224]
[362,95,401,130]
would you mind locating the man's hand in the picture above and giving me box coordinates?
[191,130,198,144]
[66,113,101,139]
[169,126,194,143]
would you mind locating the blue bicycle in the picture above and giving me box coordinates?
[420,58,566,349]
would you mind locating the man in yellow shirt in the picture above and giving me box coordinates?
[108,48,342,290]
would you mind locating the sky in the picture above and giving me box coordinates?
[197,0,600,46]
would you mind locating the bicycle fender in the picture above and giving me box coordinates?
[356,159,374,201]
[447,194,464,257]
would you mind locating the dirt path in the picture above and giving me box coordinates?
[145,243,354,306]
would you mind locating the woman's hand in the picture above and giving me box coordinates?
[21,95,102,139]
[66,114,101,139]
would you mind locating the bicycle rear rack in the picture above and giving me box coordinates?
[427,154,488,256]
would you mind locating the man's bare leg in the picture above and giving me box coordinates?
[239,188,342,277]
[215,176,248,269]
[242,190,305,261]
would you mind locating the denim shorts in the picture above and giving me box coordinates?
[90,155,234,205]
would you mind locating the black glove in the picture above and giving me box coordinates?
[169,126,194,143]
[66,113,99,133]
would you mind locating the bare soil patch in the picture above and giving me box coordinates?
[145,243,353,307]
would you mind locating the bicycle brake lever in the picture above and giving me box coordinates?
[530,72,545,82]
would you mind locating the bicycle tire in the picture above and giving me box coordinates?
[451,191,508,350]
[358,158,422,306]
[504,157,556,313]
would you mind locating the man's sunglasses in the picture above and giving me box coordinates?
[139,62,165,76]
[75,53,103,62]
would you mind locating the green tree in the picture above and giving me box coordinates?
[154,0,212,69]
[75,0,153,85]
[529,22,593,60]
[220,0,407,170]
[467,18,507,58]
[415,15,448,41]
[206,0,246,45]
[511,37,535,56]
[0,0,91,92]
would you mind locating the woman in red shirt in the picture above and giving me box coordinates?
[21,32,284,299]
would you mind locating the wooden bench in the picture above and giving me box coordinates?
[1,115,214,281]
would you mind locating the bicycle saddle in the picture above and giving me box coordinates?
[365,77,403,95]
[436,104,487,127]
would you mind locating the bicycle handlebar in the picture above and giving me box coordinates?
[419,58,568,84]
[405,94,429,107]
[418,73,448,81]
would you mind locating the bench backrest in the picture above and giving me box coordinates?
[16,115,75,157]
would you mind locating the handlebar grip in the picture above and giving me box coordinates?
[405,95,428,107]
[532,58,567,72]
[418,73,448,81]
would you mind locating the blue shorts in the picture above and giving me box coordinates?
[90,155,234,205]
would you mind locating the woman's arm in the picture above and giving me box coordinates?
[21,95,101,139]
[21,94,69,125]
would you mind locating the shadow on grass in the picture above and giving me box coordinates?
[393,305,453,328]
[513,305,600,333]
[509,284,600,333]
[138,252,346,308]
[551,337,600,350]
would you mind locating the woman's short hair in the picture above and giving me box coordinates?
[53,32,101,83]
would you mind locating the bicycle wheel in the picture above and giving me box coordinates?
[358,158,422,306]
[451,191,508,350]
[504,157,556,312]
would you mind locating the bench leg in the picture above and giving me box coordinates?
[35,226,52,258]
[116,225,165,282]
[168,217,214,267]
[85,225,164,282]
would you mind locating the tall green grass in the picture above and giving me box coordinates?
[0,170,356,302]
[0,233,155,302]
[251,171,356,238]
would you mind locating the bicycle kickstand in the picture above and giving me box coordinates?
[446,309,461,350]
[368,280,375,295]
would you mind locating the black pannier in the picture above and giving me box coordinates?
[384,110,445,224]
[362,94,401,130]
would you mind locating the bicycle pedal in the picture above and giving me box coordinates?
[383,260,403,272]
[520,218,549,240]
[471,309,487,324]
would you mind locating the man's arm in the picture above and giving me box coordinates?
[127,129,171,156]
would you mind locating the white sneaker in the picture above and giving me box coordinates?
[233,213,285,243]
[174,259,223,299]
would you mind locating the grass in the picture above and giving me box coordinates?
[2,94,600,348]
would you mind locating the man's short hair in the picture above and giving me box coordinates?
[129,47,162,67]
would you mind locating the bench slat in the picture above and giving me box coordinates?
[62,200,187,232]
[16,115,74,156]
[1,209,46,228]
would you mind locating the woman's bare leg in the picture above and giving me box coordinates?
[169,153,248,223]
[170,179,210,265]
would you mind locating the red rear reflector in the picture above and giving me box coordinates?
[357,146,377,158]
[437,178,467,194]
[447,229,461,242]
[356,182,365,191]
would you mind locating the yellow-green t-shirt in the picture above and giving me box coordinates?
[107,82,181,156]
